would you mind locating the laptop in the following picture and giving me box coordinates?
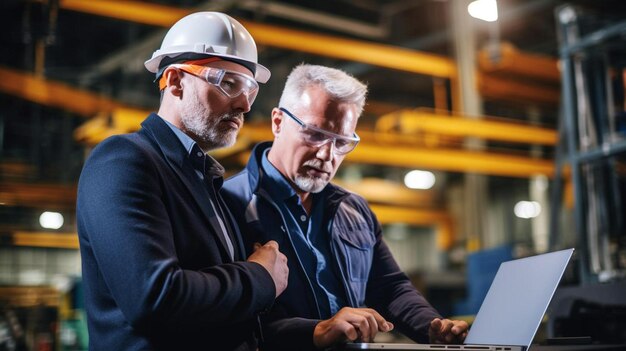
[342,248,575,351]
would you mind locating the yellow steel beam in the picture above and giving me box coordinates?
[72,107,153,144]
[0,162,34,179]
[347,144,555,178]
[78,109,557,178]
[369,205,454,250]
[0,66,558,179]
[73,114,131,144]
[8,211,452,250]
[239,20,456,79]
[433,78,449,112]
[78,106,558,147]
[364,101,405,116]
[0,182,77,209]
[0,66,124,117]
[51,0,564,108]
[478,42,560,83]
[333,178,437,208]
[58,0,188,27]
[479,75,560,105]
[234,144,556,180]
[0,287,60,307]
[11,231,79,249]
[57,0,456,78]
[370,205,449,225]
[55,1,562,105]
[375,109,557,146]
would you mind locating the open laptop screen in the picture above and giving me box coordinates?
[464,248,574,348]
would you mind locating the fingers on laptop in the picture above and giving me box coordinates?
[342,308,389,342]
[313,307,394,348]
[430,318,469,344]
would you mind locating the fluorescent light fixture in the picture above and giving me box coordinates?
[468,0,498,22]
[404,170,436,190]
[19,269,45,285]
[514,201,541,219]
[39,211,64,229]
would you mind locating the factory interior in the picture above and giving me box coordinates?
[0,0,625,349]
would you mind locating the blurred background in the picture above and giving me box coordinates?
[0,0,625,350]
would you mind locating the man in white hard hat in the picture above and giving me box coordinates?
[77,12,288,351]
[222,64,469,350]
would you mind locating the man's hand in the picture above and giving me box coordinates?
[313,307,394,349]
[247,241,289,298]
[428,318,469,344]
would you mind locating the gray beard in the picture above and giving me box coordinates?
[294,174,328,193]
[183,114,239,150]
[179,91,241,151]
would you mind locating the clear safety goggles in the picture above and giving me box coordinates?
[279,107,360,155]
[160,63,259,105]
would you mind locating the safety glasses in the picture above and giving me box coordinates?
[163,64,259,105]
[279,107,360,155]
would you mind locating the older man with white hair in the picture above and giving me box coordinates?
[223,64,468,351]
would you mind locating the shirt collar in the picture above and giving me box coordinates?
[260,148,298,201]
[163,118,195,155]
[260,148,328,203]
[163,118,225,177]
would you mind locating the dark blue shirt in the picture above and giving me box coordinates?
[260,149,347,318]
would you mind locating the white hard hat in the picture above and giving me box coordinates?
[144,12,270,83]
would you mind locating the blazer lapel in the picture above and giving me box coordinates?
[139,114,235,262]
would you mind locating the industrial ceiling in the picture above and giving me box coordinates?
[0,0,625,243]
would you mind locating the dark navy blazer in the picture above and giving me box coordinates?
[77,114,275,351]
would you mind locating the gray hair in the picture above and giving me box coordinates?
[278,64,368,116]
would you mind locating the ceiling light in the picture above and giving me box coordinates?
[404,170,436,190]
[514,201,541,219]
[39,211,64,230]
[468,0,498,22]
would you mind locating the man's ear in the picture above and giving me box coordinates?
[271,108,283,137]
[162,66,183,98]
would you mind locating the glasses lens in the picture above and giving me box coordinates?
[219,72,256,95]
[200,67,258,104]
[219,71,259,103]
[280,108,359,155]
[334,139,357,154]
[301,129,328,145]
[300,127,357,154]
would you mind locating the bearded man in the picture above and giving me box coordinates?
[76,12,288,351]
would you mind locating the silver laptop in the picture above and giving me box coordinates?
[343,248,575,351]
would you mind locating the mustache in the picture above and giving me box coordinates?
[220,112,244,124]
[303,159,332,173]
[216,112,243,128]
[215,113,244,131]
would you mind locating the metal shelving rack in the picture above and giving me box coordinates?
[552,5,626,284]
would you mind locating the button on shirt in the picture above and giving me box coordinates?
[164,120,236,260]
[260,150,347,318]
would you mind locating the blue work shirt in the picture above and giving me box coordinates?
[260,150,347,318]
